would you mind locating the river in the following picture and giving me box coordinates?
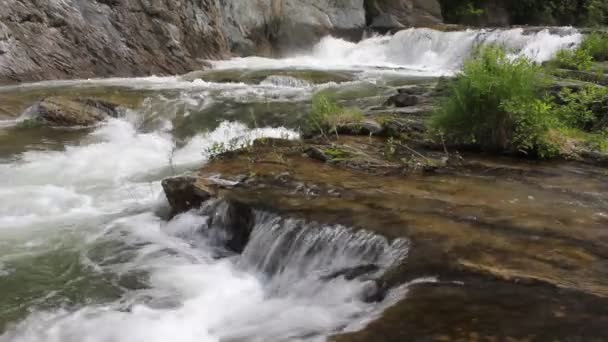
[0,27,588,341]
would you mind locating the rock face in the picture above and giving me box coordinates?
[0,0,443,83]
[25,97,120,126]
[365,0,443,32]
[0,0,229,83]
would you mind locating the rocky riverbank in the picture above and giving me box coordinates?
[160,131,608,340]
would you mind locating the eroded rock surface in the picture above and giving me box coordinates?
[178,136,608,340]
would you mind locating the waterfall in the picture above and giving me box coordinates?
[213,27,583,75]
[240,213,409,298]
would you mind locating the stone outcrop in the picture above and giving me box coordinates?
[0,0,443,83]
[0,0,229,83]
[365,0,443,32]
[24,96,120,126]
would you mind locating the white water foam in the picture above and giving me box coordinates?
[0,118,297,230]
[213,27,583,75]
[0,111,414,341]
[0,210,410,342]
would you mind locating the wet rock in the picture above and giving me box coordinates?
[384,93,419,107]
[337,119,384,136]
[161,176,212,215]
[26,97,120,127]
[305,147,328,162]
[361,280,388,303]
[322,264,380,281]
[398,86,429,96]
[203,199,255,254]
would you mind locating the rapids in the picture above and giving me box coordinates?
[0,27,586,341]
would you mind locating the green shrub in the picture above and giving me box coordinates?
[585,0,608,27]
[554,85,608,131]
[580,33,608,62]
[553,48,593,71]
[307,93,363,137]
[432,46,558,157]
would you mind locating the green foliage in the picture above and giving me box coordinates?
[307,93,363,137]
[585,0,608,27]
[440,0,608,26]
[323,147,351,161]
[553,48,593,71]
[560,127,608,152]
[580,33,608,61]
[432,46,558,157]
[553,85,608,130]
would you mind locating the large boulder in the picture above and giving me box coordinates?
[25,97,120,126]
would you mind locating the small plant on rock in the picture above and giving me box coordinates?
[307,92,363,139]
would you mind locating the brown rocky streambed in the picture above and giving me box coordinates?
[162,134,608,341]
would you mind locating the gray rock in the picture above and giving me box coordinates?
[385,93,419,107]
[365,0,442,31]
[337,119,384,135]
[25,97,119,126]
[0,0,229,83]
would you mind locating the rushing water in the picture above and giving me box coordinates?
[0,27,586,341]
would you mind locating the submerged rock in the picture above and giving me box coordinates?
[260,75,312,88]
[25,97,120,127]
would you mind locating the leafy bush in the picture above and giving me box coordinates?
[580,33,608,62]
[307,93,363,137]
[554,85,608,131]
[551,33,608,71]
[432,46,559,157]
[441,0,608,26]
[553,48,593,71]
[585,0,608,27]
